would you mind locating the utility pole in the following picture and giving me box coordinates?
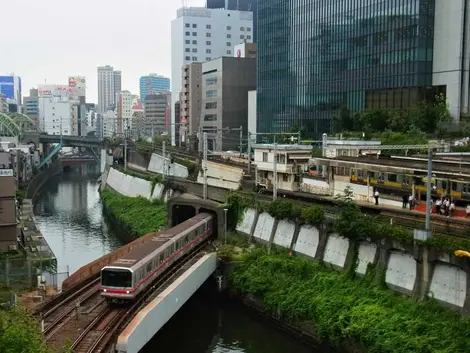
[239,125,243,157]
[124,130,127,171]
[425,148,433,237]
[203,132,208,199]
[151,122,154,151]
[273,136,277,200]
[198,126,203,154]
[247,132,252,174]
[162,140,166,181]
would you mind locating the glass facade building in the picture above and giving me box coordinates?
[139,75,171,103]
[257,0,436,136]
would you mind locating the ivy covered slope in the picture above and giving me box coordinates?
[0,306,51,353]
[101,189,167,236]
[231,250,470,353]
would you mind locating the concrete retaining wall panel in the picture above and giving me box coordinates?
[106,168,152,198]
[428,263,467,307]
[236,208,256,236]
[293,225,320,258]
[253,212,274,242]
[127,163,147,172]
[197,176,240,190]
[147,153,188,178]
[204,161,244,183]
[386,251,417,294]
[273,220,295,248]
[323,234,350,269]
[151,184,164,200]
[356,241,378,275]
[116,253,217,353]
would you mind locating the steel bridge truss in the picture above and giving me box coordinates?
[0,112,41,137]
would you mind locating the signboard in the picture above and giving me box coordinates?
[0,169,13,176]
[68,76,86,97]
[38,85,72,98]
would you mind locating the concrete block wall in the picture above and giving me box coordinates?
[147,153,189,178]
[197,161,244,190]
[236,208,470,313]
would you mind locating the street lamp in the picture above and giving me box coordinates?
[223,208,228,245]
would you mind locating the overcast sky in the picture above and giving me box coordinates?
[0,0,206,103]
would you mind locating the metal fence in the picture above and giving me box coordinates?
[0,257,69,292]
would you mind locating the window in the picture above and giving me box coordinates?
[226,42,231,46]
[206,24,211,29]
[206,57,211,61]
[206,40,211,45]
[205,102,217,109]
[240,35,244,39]
[226,34,231,38]
[206,89,217,97]
[185,48,190,52]
[283,174,289,182]
[192,32,197,36]
[247,35,251,39]
[185,31,190,36]
[262,152,268,162]
[206,77,217,85]
[206,32,211,37]
[185,40,190,44]
[185,56,190,60]
[192,48,197,52]
[192,56,197,60]
[226,26,231,30]
[226,50,231,54]
[204,114,217,121]
[192,40,197,44]
[240,26,245,31]
[206,48,211,53]
[192,23,197,28]
[185,23,190,28]
[101,269,132,288]
[247,27,251,32]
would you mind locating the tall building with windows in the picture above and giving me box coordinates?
[257,0,468,136]
[0,75,22,112]
[139,74,170,103]
[170,6,253,145]
[206,0,257,41]
[97,65,121,113]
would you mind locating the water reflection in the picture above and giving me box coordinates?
[33,165,125,273]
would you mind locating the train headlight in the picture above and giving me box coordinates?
[103,289,107,292]
[126,290,130,294]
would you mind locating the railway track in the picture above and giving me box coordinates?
[66,243,212,353]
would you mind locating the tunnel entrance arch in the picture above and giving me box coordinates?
[168,196,225,239]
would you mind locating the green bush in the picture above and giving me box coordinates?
[101,189,167,236]
[230,250,470,353]
[0,306,51,353]
[300,206,325,225]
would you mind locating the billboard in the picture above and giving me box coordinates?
[38,85,72,98]
[68,76,86,97]
[0,76,14,100]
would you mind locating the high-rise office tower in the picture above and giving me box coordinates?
[97,65,121,113]
[139,74,171,103]
[257,0,468,136]
[170,6,253,145]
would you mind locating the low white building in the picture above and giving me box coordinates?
[253,144,312,192]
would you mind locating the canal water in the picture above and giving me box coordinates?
[34,166,333,353]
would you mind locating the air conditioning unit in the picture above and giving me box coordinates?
[8,244,17,251]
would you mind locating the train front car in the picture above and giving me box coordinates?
[100,266,135,304]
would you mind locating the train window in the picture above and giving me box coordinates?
[388,174,397,182]
[159,254,164,264]
[102,269,132,288]
[452,182,458,191]
[146,263,152,273]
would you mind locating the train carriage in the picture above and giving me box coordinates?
[101,213,214,303]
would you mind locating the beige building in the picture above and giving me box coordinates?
[180,62,202,140]
[143,92,171,137]
[253,144,312,192]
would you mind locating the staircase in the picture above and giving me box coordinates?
[38,143,63,169]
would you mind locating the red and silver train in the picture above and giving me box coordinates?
[100,213,214,303]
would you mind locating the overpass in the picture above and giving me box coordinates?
[38,133,103,147]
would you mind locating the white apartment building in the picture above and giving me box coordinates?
[116,90,133,134]
[253,144,313,192]
[40,99,74,136]
[103,110,117,137]
[170,6,253,145]
[98,65,121,113]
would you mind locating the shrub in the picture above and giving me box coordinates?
[230,251,470,353]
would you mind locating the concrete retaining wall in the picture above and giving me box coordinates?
[147,153,189,178]
[236,207,470,313]
[26,161,63,200]
[197,161,244,190]
[103,167,165,201]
